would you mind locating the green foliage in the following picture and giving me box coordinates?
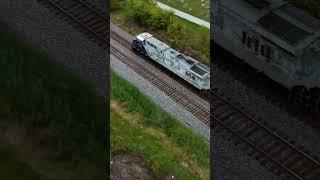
[0,22,107,163]
[167,21,185,40]
[111,0,210,64]
[126,0,173,30]
[111,0,125,11]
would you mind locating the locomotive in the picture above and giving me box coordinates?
[132,32,210,91]
[212,0,320,111]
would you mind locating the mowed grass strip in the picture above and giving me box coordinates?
[110,70,209,178]
[0,21,106,177]
[157,0,210,21]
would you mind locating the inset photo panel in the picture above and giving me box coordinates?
[0,0,109,179]
[110,0,210,179]
[211,0,320,179]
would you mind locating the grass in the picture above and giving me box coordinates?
[111,0,210,64]
[158,0,210,21]
[0,144,42,180]
[0,21,106,178]
[110,70,210,179]
[111,107,195,178]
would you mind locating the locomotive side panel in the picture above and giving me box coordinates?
[133,34,210,90]
[213,0,320,110]
[213,6,301,89]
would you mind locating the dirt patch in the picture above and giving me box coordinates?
[110,151,153,180]
[110,151,177,180]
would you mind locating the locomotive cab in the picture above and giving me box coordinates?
[132,32,210,91]
[132,32,153,55]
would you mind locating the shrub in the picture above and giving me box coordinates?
[126,0,173,30]
[111,0,124,11]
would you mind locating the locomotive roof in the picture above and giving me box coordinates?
[145,36,171,51]
[136,32,153,41]
[138,33,210,79]
[173,52,209,78]
[190,64,209,77]
[219,0,320,55]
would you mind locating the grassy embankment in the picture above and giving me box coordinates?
[110,70,210,179]
[157,0,210,21]
[111,0,210,64]
[0,21,106,179]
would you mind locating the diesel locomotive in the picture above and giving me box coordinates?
[132,32,210,91]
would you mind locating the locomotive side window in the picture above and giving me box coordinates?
[260,44,272,59]
[255,39,259,53]
[247,37,252,48]
[242,31,247,44]
[260,45,265,56]
[266,46,271,59]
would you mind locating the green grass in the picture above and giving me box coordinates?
[111,0,210,64]
[0,144,42,180]
[110,70,209,177]
[111,109,195,179]
[158,0,210,21]
[0,21,106,177]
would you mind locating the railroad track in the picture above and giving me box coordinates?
[38,0,108,48]
[211,90,320,179]
[110,44,211,126]
[38,0,320,179]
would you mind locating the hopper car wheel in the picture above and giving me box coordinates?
[310,88,320,113]
[289,86,309,105]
